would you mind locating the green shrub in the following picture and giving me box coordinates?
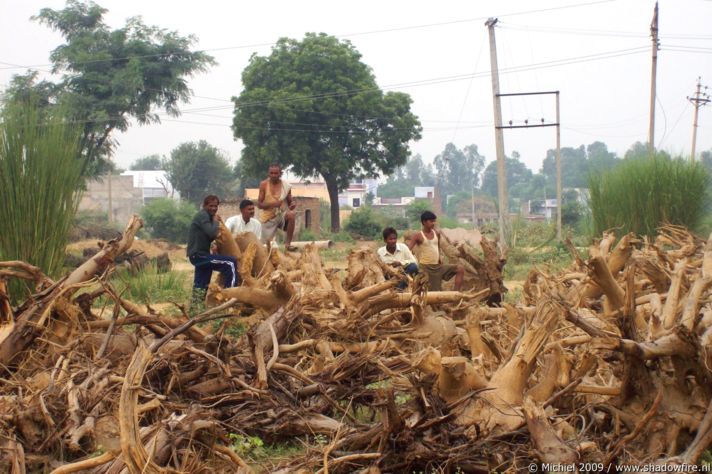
[70,210,122,241]
[344,207,383,238]
[406,199,433,224]
[297,228,317,241]
[0,99,85,300]
[141,198,196,243]
[589,155,710,237]
[330,230,354,242]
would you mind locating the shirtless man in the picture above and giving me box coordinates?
[407,210,464,291]
[257,163,296,249]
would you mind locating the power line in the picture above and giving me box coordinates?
[0,0,614,71]
[501,22,712,40]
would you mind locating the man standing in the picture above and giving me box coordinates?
[225,199,262,241]
[377,227,418,289]
[187,195,238,309]
[257,163,296,249]
[407,211,464,291]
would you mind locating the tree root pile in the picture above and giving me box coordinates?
[1,218,712,473]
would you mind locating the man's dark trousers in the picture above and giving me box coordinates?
[189,254,238,289]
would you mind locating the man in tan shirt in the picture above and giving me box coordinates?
[257,163,296,249]
[407,210,464,291]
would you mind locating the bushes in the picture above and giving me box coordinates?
[589,155,710,237]
[344,207,383,239]
[0,99,85,300]
[141,198,197,243]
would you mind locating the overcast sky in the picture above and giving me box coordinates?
[2,0,711,176]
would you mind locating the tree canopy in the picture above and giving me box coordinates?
[3,1,214,175]
[232,33,422,231]
[481,152,534,202]
[433,143,485,197]
[164,141,234,205]
[377,154,434,199]
[130,154,163,171]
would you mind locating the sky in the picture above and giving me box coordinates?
[1,0,712,177]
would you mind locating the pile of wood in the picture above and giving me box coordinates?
[1,217,711,473]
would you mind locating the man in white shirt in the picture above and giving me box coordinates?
[225,199,262,241]
[377,227,418,289]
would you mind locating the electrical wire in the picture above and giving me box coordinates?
[0,0,615,71]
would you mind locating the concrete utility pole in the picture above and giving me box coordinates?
[486,18,508,245]
[688,77,710,161]
[648,1,659,159]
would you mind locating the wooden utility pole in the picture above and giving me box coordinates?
[107,166,113,224]
[486,18,508,245]
[555,92,562,241]
[688,77,710,161]
[648,1,659,159]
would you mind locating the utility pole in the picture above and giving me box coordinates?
[486,18,508,245]
[107,164,113,224]
[555,92,562,241]
[648,1,659,159]
[688,77,710,161]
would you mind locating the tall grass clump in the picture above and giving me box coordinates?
[0,99,85,298]
[589,154,710,237]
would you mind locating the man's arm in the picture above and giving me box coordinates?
[286,189,296,210]
[406,232,422,251]
[197,211,219,239]
[401,244,417,266]
[256,181,269,210]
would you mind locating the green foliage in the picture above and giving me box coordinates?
[228,433,304,462]
[233,158,262,198]
[406,199,433,224]
[330,230,355,242]
[589,154,710,237]
[164,141,235,205]
[481,152,533,203]
[378,154,434,199]
[0,99,85,299]
[130,154,163,171]
[297,228,318,241]
[141,198,196,243]
[111,263,188,304]
[69,209,121,241]
[3,1,215,173]
[344,207,383,238]
[434,143,485,196]
[232,33,422,231]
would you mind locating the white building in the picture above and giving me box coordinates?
[338,178,379,208]
[121,170,178,204]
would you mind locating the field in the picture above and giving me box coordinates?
[2,220,712,473]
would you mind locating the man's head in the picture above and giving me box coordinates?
[420,210,437,231]
[267,163,282,184]
[240,199,256,221]
[382,227,398,249]
[203,195,220,217]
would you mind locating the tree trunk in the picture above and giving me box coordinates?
[324,175,341,232]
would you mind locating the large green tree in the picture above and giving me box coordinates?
[232,33,422,231]
[164,141,234,205]
[4,1,214,175]
[433,143,485,197]
[481,152,534,201]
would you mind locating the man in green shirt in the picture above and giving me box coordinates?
[187,196,238,308]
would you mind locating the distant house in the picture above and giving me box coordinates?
[414,186,435,199]
[338,178,378,208]
[79,174,143,225]
[120,170,178,204]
